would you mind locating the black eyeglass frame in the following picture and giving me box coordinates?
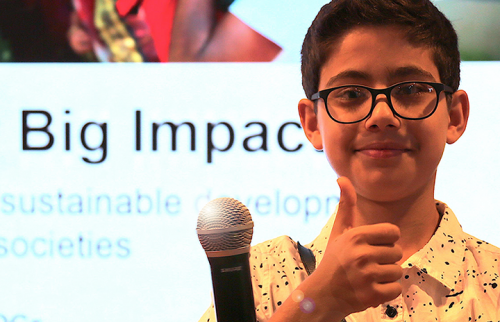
[311,81,454,124]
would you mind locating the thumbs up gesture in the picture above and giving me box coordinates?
[315,177,403,316]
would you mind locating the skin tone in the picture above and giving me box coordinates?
[67,12,93,55]
[268,25,469,322]
[169,0,281,61]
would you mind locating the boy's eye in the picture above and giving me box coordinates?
[334,87,368,100]
[394,83,433,96]
[328,87,370,113]
[391,83,438,112]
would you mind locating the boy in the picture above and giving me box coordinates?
[200,0,500,321]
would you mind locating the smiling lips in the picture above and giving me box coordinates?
[355,142,412,158]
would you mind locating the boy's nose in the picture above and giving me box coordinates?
[364,97,401,130]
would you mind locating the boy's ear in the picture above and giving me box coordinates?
[447,90,470,144]
[298,98,323,150]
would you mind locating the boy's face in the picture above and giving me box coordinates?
[299,25,469,203]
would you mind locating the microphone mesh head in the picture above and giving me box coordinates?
[197,198,253,252]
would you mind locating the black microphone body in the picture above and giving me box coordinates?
[208,253,256,322]
[197,198,256,322]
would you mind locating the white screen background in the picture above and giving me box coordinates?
[0,62,498,322]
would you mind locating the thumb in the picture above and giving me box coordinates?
[330,176,358,239]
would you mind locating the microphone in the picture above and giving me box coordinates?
[197,198,256,322]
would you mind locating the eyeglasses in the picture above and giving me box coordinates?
[311,81,454,124]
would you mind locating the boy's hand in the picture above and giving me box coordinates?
[316,177,403,316]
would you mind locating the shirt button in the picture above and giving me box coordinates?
[385,305,398,318]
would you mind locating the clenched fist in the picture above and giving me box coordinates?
[314,177,403,316]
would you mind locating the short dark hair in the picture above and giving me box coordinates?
[301,0,460,99]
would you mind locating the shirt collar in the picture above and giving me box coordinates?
[402,201,466,293]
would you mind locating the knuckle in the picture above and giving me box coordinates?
[349,229,367,245]
[365,268,380,282]
[352,249,372,268]
[355,272,372,287]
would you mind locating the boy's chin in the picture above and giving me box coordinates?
[352,173,433,203]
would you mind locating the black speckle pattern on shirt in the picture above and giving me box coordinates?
[199,202,500,322]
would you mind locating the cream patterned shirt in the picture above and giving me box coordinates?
[199,202,500,321]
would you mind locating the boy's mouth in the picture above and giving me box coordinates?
[354,142,412,158]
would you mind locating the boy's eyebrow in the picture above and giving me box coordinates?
[325,70,372,88]
[388,66,436,82]
[324,65,437,88]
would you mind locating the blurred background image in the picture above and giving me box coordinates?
[0,0,499,63]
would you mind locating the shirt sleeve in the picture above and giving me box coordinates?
[250,236,309,321]
[198,302,215,322]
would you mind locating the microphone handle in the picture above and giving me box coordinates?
[208,253,257,322]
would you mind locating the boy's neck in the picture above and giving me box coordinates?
[355,181,441,263]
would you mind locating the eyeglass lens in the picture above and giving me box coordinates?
[327,83,438,123]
